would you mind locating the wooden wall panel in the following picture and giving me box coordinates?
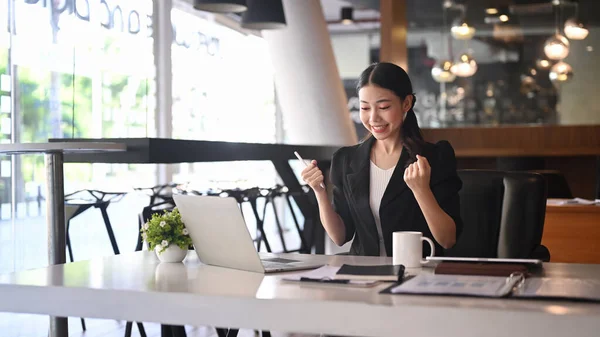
[422,125,600,157]
[422,126,600,199]
[379,0,408,70]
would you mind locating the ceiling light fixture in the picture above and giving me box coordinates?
[341,7,353,25]
[536,59,552,69]
[432,2,456,83]
[549,61,573,83]
[544,34,570,60]
[451,17,476,40]
[451,53,478,77]
[432,60,457,83]
[193,0,248,13]
[564,18,589,40]
[563,1,588,40]
[241,0,287,30]
[544,2,570,60]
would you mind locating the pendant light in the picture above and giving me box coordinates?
[544,2,570,60]
[451,53,477,77]
[549,61,574,83]
[241,0,286,30]
[544,34,570,60]
[536,58,552,70]
[451,17,476,40]
[564,18,589,40]
[193,0,248,13]
[432,3,456,83]
[341,7,353,25]
[564,2,588,40]
[432,60,457,83]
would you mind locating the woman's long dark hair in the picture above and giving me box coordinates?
[357,62,425,164]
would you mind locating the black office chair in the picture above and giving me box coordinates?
[446,170,550,261]
[528,169,573,199]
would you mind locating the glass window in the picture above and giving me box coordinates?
[170,6,278,191]
[402,0,599,127]
[330,0,600,129]
[0,0,11,274]
[171,8,276,143]
[0,0,157,275]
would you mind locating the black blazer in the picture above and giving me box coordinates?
[330,136,463,257]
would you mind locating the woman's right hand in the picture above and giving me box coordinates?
[301,160,325,192]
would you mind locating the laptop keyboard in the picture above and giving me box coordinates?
[262,257,299,264]
[261,258,300,269]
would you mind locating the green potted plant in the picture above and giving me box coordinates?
[140,208,193,263]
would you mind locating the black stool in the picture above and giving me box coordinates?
[65,189,127,261]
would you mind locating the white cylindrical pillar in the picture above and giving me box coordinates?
[262,0,357,146]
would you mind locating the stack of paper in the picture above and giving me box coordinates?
[547,198,600,206]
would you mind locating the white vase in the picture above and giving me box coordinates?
[154,244,188,263]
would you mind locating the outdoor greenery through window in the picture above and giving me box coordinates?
[0,0,282,274]
[1,0,157,273]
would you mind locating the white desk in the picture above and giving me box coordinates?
[1,252,600,337]
[0,142,126,337]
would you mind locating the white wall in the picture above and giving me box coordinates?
[557,27,600,125]
[331,34,371,79]
[262,0,357,147]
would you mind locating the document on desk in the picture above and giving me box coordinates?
[390,274,521,297]
[548,198,600,206]
[282,266,381,287]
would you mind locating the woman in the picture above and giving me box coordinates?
[301,62,462,257]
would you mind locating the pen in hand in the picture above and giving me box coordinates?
[294,151,326,189]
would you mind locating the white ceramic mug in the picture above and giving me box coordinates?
[392,231,435,268]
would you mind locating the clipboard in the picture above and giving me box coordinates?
[381,273,600,303]
[385,272,526,298]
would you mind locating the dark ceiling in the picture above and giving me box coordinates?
[407,0,599,30]
[344,0,599,29]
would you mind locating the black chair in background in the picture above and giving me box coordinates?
[529,169,573,199]
[65,190,127,261]
[447,170,550,261]
[269,184,309,253]
[134,182,184,205]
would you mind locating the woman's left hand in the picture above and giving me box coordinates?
[404,154,431,193]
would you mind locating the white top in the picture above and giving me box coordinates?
[369,161,396,256]
[0,251,599,337]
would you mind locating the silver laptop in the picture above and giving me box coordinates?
[173,194,323,273]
